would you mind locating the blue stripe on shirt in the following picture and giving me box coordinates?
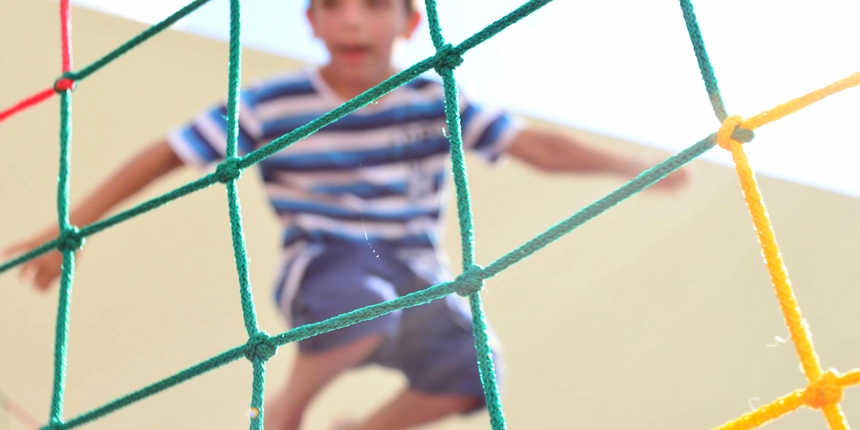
[253,78,316,104]
[270,198,441,222]
[181,125,221,163]
[473,114,511,152]
[280,226,436,249]
[309,170,446,199]
[311,180,408,198]
[261,99,446,139]
[263,137,450,171]
[211,107,255,154]
[460,103,479,133]
[406,75,436,90]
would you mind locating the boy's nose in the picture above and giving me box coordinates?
[340,2,367,27]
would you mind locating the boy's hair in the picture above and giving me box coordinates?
[308,0,418,15]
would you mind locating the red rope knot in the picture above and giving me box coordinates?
[715,115,755,151]
[454,264,485,297]
[243,331,278,363]
[803,369,844,409]
[433,44,464,75]
[215,157,244,184]
[53,73,77,92]
[57,226,85,252]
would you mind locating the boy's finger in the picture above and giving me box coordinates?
[35,268,58,291]
[19,262,35,283]
[1,240,30,258]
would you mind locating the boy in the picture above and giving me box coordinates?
[5,0,689,429]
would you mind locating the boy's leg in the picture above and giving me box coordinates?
[343,389,482,430]
[268,241,403,430]
[265,334,384,430]
[334,293,506,430]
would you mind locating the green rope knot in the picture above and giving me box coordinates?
[454,265,485,297]
[57,226,85,252]
[243,331,278,362]
[215,157,243,183]
[53,72,77,93]
[433,44,464,75]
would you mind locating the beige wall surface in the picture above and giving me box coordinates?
[1,2,859,429]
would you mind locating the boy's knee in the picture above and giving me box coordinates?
[264,392,306,430]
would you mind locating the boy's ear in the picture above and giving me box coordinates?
[402,10,422,39]
[305,6,319,38]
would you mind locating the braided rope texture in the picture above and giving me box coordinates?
[0,0,858,429]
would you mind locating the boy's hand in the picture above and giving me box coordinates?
[507,128,692,193]
[2,227,72,291]
[647,160,691,193]
[0,139,183,292]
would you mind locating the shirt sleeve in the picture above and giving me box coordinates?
[458,88,524,165]
[165,90,263,168]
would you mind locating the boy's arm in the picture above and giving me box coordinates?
[67,139,184,227]
[504,126,689,190]
[3,139,184,290]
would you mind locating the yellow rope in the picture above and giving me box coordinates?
[712,70,859,429]
[742,72,860,130]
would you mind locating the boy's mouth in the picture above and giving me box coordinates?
[336,44,372,63]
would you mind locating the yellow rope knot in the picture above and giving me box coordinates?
[715,115,755,150]
[802,369,844,409]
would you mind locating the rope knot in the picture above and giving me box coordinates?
[243,331,278,362]
[215,157,243,183]
[433,44,464,75]
[803,369,843,409]
[454,265,485,297]
[54,73,77,92]
[715,115,755,150]
[57,226,84,252]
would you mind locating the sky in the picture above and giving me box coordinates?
[70,0,860,198]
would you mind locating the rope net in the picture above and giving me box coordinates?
[0,0,858,429]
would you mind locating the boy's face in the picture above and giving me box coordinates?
[307,0,421,79]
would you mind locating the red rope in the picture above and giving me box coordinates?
[60,0,73,73]
[0,88,55,123]
[0,0,74,125]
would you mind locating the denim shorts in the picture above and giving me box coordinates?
[273,239,506,408]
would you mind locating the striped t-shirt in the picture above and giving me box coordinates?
[168,67,522,313]
[168,67,522,254]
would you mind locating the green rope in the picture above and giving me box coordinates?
[0,0,559,277]
[55,348,245,430]
[49,279,462,430]
[484,136,717,278]
[0,0,760,429]
[678,0,729,122]
[38,133,712,430]
[65,0,213,84]
[215,0,274,427]
[48,88,78,426]
[0,240,58,274]
[677,0,756,143]
[423,0,506,427]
